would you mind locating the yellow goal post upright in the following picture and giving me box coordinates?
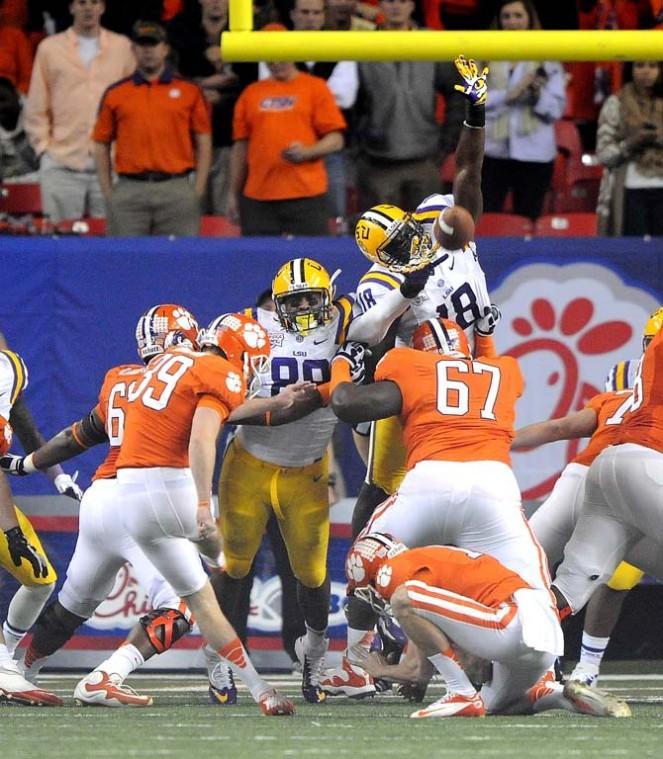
[223,0,661,62]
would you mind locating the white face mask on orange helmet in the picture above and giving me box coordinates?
[135,304,200,363]
[412,317,471,358]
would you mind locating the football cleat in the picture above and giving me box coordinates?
[203,645,238,705]
[568,663,599,689]
[73,670,153,707]
[410,691,485,719]
[0,661,62,706]
[320,656,376,698]
[295,635,328,704]
[563,680,631,718]
[258,688,296,716]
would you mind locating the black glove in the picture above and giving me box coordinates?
[0,453,29,475]
[475,304,501,337]
[400,264,434,299]
[4,526,49,579]
[334,341,369,384]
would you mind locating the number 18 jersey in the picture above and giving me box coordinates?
[375,348,524,469]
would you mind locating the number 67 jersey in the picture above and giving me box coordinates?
[375,347,524,470]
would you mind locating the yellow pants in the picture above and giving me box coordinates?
[367,416,408,495]
[0,506,57,586]
[218,440,330,588]
[607,561,643,591]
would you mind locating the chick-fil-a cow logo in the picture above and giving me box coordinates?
[492,263,658,500]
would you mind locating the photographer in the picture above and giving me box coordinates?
[597,60,663,236]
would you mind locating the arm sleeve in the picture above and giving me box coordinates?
[23,44,51,155]
[232,91,250,140]
[191,85,212,134]
[313,79,347,136]
[347,287,410,345]
[596,95,627,169]
[532,64,567,123]
[92,91,116,143]
[327,61,359,110]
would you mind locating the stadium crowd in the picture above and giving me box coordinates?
[0,0,662,235]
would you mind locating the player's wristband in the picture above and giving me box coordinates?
[465,102,485,129]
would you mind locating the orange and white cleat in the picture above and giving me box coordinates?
[73,670,153,707]
[563,679,631,718]
[320,656,376,698]
[0,662,62,706]
[258,688,295,716]
[410,691,486,719]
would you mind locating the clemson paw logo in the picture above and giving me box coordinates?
[173,308,197,331]
[376,565,392,588]
[242,323,267,350]
[346,553,366,583]
[226,372,242,394]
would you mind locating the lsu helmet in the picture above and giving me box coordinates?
[199,312,271,398]
[413,318,471,358]
[345,533,407,613]
[354,205,435,273]
[135,304,199,363]
[643,306,663,350]
[272,258,335,334]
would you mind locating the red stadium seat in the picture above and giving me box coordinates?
[475,213,534,237]
[0,182,42,215]
[534,213,597,236]
[200,215,240,237]
[440,153,456,189]
[56,218,107,236]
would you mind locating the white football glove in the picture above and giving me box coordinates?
[334,341,369,384]
[54,472,84,501]
[475,304,501,337]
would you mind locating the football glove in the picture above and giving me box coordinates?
[0,453,29,475]
[334,341,369,384]
[400,264,434,299]
[4,526,49,579]
[475,304,501,337]
[454,55,489,106]
[54,472,84,502]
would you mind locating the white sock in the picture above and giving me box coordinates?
[304,624,327,651]
[218,637,269,701]
[5,584,54,654]
[579,632,610,670]
[96,644,145,681]
[428,648,477,697]
[347,627,374,661]
[2,620,26,655]
[0,642,14,667]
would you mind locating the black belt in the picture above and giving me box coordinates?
[119,171,191,182]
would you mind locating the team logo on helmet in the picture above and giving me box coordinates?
[413,318,471,357]
[272,258,335,334]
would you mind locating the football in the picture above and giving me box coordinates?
[435,205,475,251]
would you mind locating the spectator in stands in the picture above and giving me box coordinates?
[0,77,38,181]
[596,60,663,236]
[169,0,257,216]
[229,27,346,236]
[353,0,464,210]
[324,0,376,29]
[481,0,566,220]
[93,20,212,236]
[24,0,135,223]
[0,0,33,94]
[258,0,358,227]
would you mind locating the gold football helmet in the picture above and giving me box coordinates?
[272,258,334,334]
[643,306,663,350]
[354,204,436,273]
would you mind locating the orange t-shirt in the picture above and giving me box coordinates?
[0,25,33,93]
[375,348,524,468]
[572,390,633,467]
[0,415,12,456]
[233,72,346,201]
[90,363,146,481]
[618,329,663,453]
[376,546,529,606]
[93,69,211,175]
[117,348,246,470]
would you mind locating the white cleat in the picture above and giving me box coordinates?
[568,664,599,688]
[295,635,329,704]
[73,670,153,707]
[0,661,62,706]
[410,691,486,719]
[203,646,237,705]
[321,656,376,698]
[563,679,631,718]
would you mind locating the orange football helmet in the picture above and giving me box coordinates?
[345,533,407,612]
[199,313,271,397]
[413,318,470,358]
[135,304,200,362]
[0,416,13,456]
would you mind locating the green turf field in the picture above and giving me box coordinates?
[4,669,663,759]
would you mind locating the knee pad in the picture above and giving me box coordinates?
[30,601,85,657]
[139,606,193,655]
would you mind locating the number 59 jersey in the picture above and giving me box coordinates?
[375,347,524,470]
[236,298,354,468]
[355,194,491,349]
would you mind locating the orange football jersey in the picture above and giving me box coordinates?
[375,546,529,607]
[0,415,12,456]
[90,364,146,481]
[618,328,663,453]
[117,348,246,469]
[375,348,524,468]
[572,390,633,468]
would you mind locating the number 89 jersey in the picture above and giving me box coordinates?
[355,194,491,350]
[236,298,354,468]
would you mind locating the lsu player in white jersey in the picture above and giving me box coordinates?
[0,350,61,705]
[322,56,501,698]
[209,257,355,705]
